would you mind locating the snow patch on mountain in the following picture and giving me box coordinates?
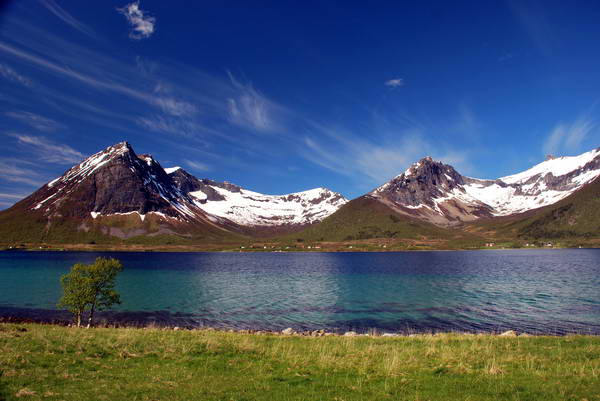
[188,185,347,226]
[462,148,600,216]
[89,210,174,222]
[500,148,600,184]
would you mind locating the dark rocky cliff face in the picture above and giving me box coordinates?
[169,169,243,203]
[19,142,206,221]
[370,157,494,225]
[374,157,466,208]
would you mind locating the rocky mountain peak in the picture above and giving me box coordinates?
[368,147,600,226]
[377,158,465,201]
[22,142,208,223]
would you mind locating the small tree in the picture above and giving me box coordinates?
[58,257,123,327]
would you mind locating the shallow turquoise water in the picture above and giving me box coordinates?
[1,249,599,333]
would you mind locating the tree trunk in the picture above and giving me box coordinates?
[76,312,81,328]
[87,303,95,328]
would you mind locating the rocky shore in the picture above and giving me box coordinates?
[0,316,540,337]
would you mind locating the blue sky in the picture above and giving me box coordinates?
[1,1,599,208]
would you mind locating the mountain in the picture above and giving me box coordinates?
[2,141,599,247]
[167,166,347,229]
[29,142,204,222]
[282,195,476,245]
[0,142,235,244]
[284,147,600,246]
[370,149,600,226]
[0,142,347,244]
[471,174,600,241]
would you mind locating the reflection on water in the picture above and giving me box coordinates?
[1,249,600,333]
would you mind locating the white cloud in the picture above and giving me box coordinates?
[543,115,595,156]
[6,111,63,132]
[0,192,28,209]
[301,122,471,187]
[0,40,196,120]
[226,72,278,132]
[384,78,404,88]
[117,2,156,40]
[0,63,32,87]
[40,0,96,38]
[0,41,149,102]
[155,97,197,117]
[0,192,28,199]
[9,134,84,164]
[183,159,210,172]
[0,159,46,187]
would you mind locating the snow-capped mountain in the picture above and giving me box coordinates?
[167,167,348,227]
[26,142,207,224]
[371,148,600,225]
[5,142,347,240]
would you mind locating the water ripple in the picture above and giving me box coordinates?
[1,249,600,334]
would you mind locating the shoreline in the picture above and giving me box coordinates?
[1,244,597,253]
[2,316,596,338]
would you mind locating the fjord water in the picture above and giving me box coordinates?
[1,250,599,334]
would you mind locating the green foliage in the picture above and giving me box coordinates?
[57,257,123,327]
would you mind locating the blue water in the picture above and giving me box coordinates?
[1,249,600,334]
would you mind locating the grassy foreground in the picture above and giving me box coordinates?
[1,324,599,401]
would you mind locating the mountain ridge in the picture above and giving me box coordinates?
[1,142,600,247]
[370,148,600,226]
[0,142,347,243]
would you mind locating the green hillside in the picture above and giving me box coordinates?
[513,177,600,239]
[469,177,600,242]
[0,200,245,247]
[279,196,480,245]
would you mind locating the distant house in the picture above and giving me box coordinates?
[485,242,495,247]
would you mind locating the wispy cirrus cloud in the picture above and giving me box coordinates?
[9,134,84,164]
[6,111,63,132]
[384,78,404,88]
[0,21,288,144]
[0,39,201,122]
[154,95,197,117]
[226,72,281,133]
[0,63,32,87]
[40,0,96,38]
[0,192,28,200]
[0,192,28,209]
[0,159,47,187]
[183,159,211,172]
[117,1,156,40]
[543,114,596,156]
[300,117,472,188]
[508,0,555,55]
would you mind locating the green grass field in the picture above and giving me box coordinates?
[1,324,599,400]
